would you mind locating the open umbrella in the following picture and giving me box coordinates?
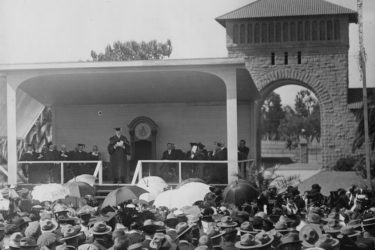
[153,189,180,208]
[137,176,168,196]
[223,179,259,207]
[68,174,97,186]
[63,181,95,198]
[176,178,205,188]
[101,186,148,209]
[31,184,69,202]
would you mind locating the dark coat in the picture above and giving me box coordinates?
[161,149,179,160]
[212,148,227,161]
[108,135,130,180]
[238,146,249,160]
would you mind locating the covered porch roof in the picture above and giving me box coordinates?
[1,57,260,106]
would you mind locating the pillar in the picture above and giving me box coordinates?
[7,80,18,185]
[225,73,238,183]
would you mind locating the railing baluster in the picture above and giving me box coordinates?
[139,161,143,181]
[99,161,103,185]
[60,162,64,184]
[178,161,182,184]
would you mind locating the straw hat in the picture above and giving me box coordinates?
[60,225,82,241]
[299,224,322,248]
[41,219,58,233]
[278,232,302,249]
[89,221,112,235]
[234,233,262,249]
[217,216,238,228]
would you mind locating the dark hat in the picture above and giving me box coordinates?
[217,216,238,228]
[299,224,322,248]
[141,219,165,235]
[234,233,261,249]
[77,143,85,147]
[312,184,321,191]
[214,141,225,147]
[278,232,302,248]
[190,142,198,147]
[115,128,121,131]
[89,221,112,235]
[164,213,179,228]
[197,143,205,149]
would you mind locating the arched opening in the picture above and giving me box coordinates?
[257,81,322,168]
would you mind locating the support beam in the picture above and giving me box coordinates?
[225,73,238,183]
[7,81,18,185]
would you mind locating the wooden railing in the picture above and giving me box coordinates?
[17,160,103,184]
[130,159,254,185]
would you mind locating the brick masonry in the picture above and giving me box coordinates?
[227,46,358,168]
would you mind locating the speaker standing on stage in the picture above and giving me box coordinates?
[108,127,131,183]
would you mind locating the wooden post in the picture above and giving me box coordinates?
[7,81,17,185]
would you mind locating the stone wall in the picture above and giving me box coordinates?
[229,46,357,168]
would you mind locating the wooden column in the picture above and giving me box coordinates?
[7,81,18,185]
[225,72,238,183]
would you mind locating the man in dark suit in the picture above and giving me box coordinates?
[43,143,61,183]
[210,141,227,184]
[20,144,38,181]
[161,143,179,160]
[108,128,131,183]
[238,139,250,177]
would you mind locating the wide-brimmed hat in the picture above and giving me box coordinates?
[338,226,361,238]
[41,219,58,233]
[187,214,200,225]
[234,233,261,249]
[307,213,322,224]
[255,231,274,248]
[60,225,82,241]
[217,216,238,228]
[323,219,342,233]
[274,221,290,233]
[141,219,165,234]
[239,221,258,235]
[9,232,23,248]
[89,221,112,235]
[176,222,193,239]
[299,224,322,248]
[165,213,179,228]
[278,232,302,248]
[315,234,339,250]
[20,237,38,248]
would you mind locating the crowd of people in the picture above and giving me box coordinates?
[1,181,375,250]
[20,143,101,183]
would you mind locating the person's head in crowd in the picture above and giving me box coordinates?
[113,235,129,250]
[278,231,302,250]
[12,216,29,234]
[19,237,38,250]
[92,145,99,153]
[26,144,34,153]
[115,127,121,136]
[214,141,224,150]
[37,232,58,250]
[61,144,67,152]
[112,228,126,242]
[222,228,237,244]
[60,225,82,248]
[166,143,173,151]
[24,221,41,241]
[77,144,85,152]
[239,140,246,148]
[89,221,113,249]
[9,232,24,250]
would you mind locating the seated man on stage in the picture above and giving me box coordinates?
[20,144,38,181]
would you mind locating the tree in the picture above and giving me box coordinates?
[91,39,172,61]
[260,92,285,140]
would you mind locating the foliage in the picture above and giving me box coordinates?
[333,156,359,171]
[91,40,172,61]
[260,92,285,140]
[353,155,375,179]
[277,89,320,143]
[352,96,375,152]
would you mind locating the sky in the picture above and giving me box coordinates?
[0,0,374,107]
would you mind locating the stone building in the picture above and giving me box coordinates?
[216,0,359,168]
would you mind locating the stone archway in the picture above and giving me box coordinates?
[253,68,354,169]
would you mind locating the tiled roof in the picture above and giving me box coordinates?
[216,0,357,26]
